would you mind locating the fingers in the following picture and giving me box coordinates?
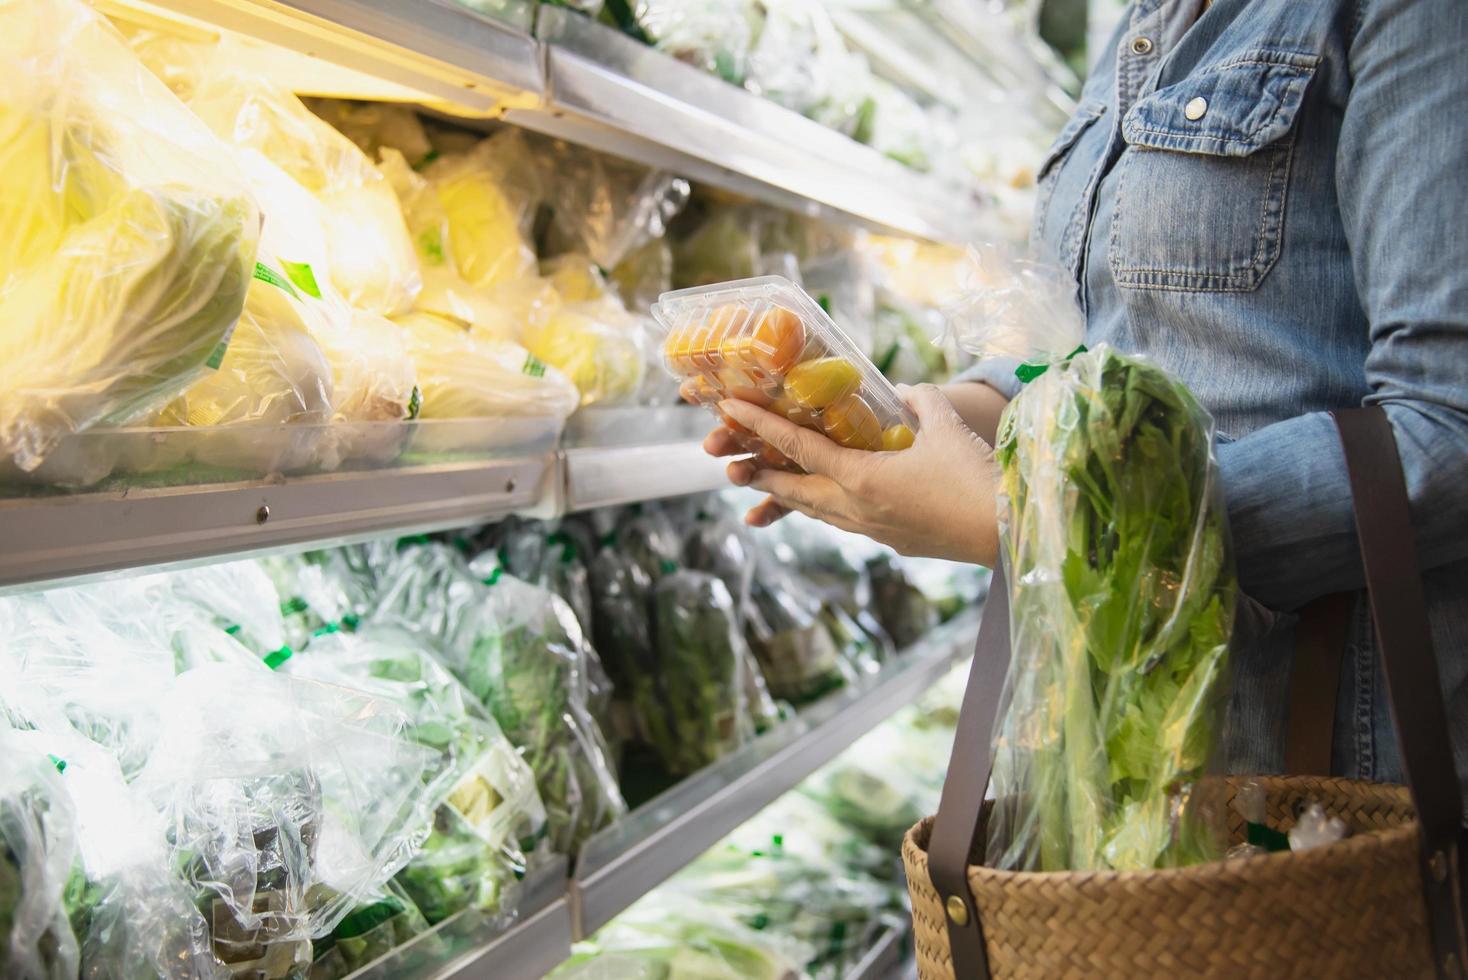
[746,468,838,514]
[726,458,758,486]
[745,495,791,527]
[897,382,963,430]
[720,399,850,476]
[702,426,745,458]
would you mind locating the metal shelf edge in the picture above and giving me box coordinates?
[844,925,909,980]
[571,610,981,938]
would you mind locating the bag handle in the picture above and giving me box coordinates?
[927,405,1466,979]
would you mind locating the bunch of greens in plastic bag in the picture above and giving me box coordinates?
[985,345,1236,872]
[0,0,258,475]
[0,731,78,980]
[372,542,625,854]
[744,561,852,705]
[308,881,432,980]
[865,553,938,651]
[279,623,548,925]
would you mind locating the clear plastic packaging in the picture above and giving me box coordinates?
[521,297,648,407]
[278,623,548,925]
[309,880,431,980]
[864,553,938,651]
[942,242,1085,364]
[372,543,626,855]
[632,0,762,84]
[0,731,79,980]
[137,664,439,951]
[541,150,690,272]
[985,345,1236,872]
[395,311,581,425]
[418,131,541,291]
[654,276,919,470]
[0,0,258,474]
[744,561,853,704]
[186,44,422,317]
[306,99,434,169]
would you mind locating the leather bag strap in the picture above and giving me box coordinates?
[926,405,1466,979]
[928,562,1008,977]
[1283,591,1352,775]
[1332,406,1467,979]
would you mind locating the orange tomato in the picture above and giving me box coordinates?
[820,393,883,451]
[881,423,916,451]
[716,366,774,408]
[784,357,861,410]
[718,305,806,378]
[768,394,820,429]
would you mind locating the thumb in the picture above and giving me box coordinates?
[897,383,963,430]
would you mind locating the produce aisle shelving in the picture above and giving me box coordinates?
[5,0,1018,976]
[323,612,979,980]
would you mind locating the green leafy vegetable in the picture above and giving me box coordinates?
[987,345,1235,872]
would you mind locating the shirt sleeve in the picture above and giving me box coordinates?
[1217,0,1468,612]
[953,356,1025,402]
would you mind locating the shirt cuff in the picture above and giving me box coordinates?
[953,356,1025,401]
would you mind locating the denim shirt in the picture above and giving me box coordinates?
[969,0,1468,804]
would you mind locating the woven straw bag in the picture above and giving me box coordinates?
[903,408,1468,979]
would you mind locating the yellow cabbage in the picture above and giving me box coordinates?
[520,297,647,407]
[0,0,258,472]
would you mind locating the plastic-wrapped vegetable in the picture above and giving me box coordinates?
[21,732,225,980]
[0,0,258,473]
[540,148,689,272]
[372,543,625,854]
[671,205,763,289]
[306,99,433,169]
[521,297,647,407]
[986,345,1236,872]
[744,562,852,704]
[156,559,292,659]
[136,664,439,949]
[609,238,673,314]
[626,0,762,84]
[420,131,541,290]
[187,45,421,316]
[872,288,949,385]
[865,553,937,651]
[395,311,581,423]
[309,881,431,980]
[0,731,79,980]
[500,524,596,644]
[261,546,381,651]
[279,624,547,925]
[154,266,335,470]
[551,889,809,980]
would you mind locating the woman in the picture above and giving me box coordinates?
[704,0,1468,799]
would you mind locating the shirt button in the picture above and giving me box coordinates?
[1130,36,1154,55]
[1184,96,1209,120]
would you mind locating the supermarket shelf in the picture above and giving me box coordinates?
[112,0,543,112]
[560,407,728,513]
[0,455,551,593]
[512,7,983,244]
[845,925,909,980]
[570,609,982,938]
[345,859,572,980]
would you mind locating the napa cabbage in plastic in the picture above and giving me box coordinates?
[278,623,548,925]
[0,0,258,473]
[395,312,580,423]
[186,44,421,316]
[0,731,79,980]
[521,297,648,407]
[419,131,541,290]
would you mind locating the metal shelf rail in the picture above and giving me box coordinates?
[118,0,983,243]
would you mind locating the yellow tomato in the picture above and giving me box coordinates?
[881,423,916,451]
[784,357,862,410]
[821,393,883,451]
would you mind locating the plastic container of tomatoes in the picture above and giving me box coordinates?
[653,276,918,471]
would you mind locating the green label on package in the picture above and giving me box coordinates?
[522,353,547,379]
[252,261,300,299]
[407,386,423,421]
[281,260,322,299]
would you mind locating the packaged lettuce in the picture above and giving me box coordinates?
[744,563,852,705]
[864,553,937,651]
[0,731,79,980]
[0,0,258,474]
[985,345,1236,872]
[309,881,431,980]
[280,623,547,925]
[372,542,625,855]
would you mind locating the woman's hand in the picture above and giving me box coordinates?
[704,384,1001,566]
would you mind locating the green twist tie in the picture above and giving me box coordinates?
[1015,344,1088,384]
[264,647,295,670]
[342,614,360,631]
[280,596,309,616]
[224,624,242,636]
[312,622,342,638]
[481,566,503,587]
[47,754,66,774]
[658,559,678,575]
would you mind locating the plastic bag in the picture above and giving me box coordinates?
[278,623,547,925]
[156,559,292,659]
[372,543,625,854]
[0,731,79,980]
[16,731,226,980]
[0,0,258,473]
[744,561,853,704]
[136,664,439,946]
[396,311,581,422]
[631,0,762,85]
[155,266,335,463]
[420,131,541,290]
[986,345,1236,872]
[187,44,421,316]
[865,553,938,651]
[521,297,647,407]
[609,239,673,314]
[540,149,689,271]
[306,99,433,169]
[309,880,431,980]
[942,243,1085,364]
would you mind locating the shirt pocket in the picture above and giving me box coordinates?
[1108,50,1318,292]
[1032,100,1106,247]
